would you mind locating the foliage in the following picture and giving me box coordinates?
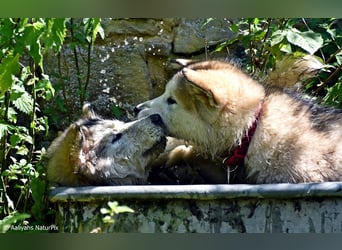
[0,18,66,231]
[45,18,104,125]
[214,18,342,107]
[92,201,134,232]
[0,18,103,232]
[0,212,30,233]
[100,201,134,225]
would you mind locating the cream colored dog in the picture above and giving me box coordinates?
[136,59,342,184]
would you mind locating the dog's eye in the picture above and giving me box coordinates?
[111,133,122,143]
[167,97,177,105]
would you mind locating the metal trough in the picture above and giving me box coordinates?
[49,182,342,233]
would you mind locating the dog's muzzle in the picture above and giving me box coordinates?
[149,114,166,132]
[149,113,163,126]
[140,114,167,158]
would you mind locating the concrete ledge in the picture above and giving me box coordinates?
[50,182,342,201]
[49,182,342,233]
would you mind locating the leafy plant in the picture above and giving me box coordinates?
[0,17,106,231]
[91,201,135,232]
[213,18,342,106]
[100,201,134,225]
[0,212,31,233]
[0,18,104,231]
[0,18,66,228]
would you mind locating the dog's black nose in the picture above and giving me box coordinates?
[149,114,163,126]
[133,106,141,116]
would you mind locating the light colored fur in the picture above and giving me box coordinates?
[265,54,325,90]
[46,105,166,186]
[137,59,342,184]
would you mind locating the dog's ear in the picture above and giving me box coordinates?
[46,123,82,175]
[82,103,97,119]
[170,59,197,71]
[182,68,218,107]
[182,68,221,124]
[173,59,194,67]
[68,124,85,166]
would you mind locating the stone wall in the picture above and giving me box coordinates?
[44,18,237,127]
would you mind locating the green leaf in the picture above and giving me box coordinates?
[6,107,18,123]
[107,201,119,211]
[114,205,135,214]
[11,86,33,115]
[101,201,134,225]
[0,213,31,233]
[0,123,9,139]
[13,93,33,114]
[10,134,21,147]
[82,18,104,45]
[18,22,45,67]
[100,208,110,215]
[229,23,239,33]
[279,43,292,54]
[30,177,47,222]
[0,53,20,96]
[270,30,285,47]
[335,51,342,65]
[326,27,336,41]
[35,78,55,100]
[91,18,104,43]
[286,28,324,55]
[102,215,114,224]
[324,81,342,108]
[44,18,66,53]
[0,19,15,46]
[105,201,134,214]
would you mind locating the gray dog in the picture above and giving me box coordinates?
[46,104,166,186]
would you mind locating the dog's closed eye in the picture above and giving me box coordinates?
[167,97,177,105]
[111,133,123,143]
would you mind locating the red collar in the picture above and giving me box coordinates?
[223,102,263,167]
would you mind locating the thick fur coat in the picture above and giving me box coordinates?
[46,105,166,186]
[136,59,342,184]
